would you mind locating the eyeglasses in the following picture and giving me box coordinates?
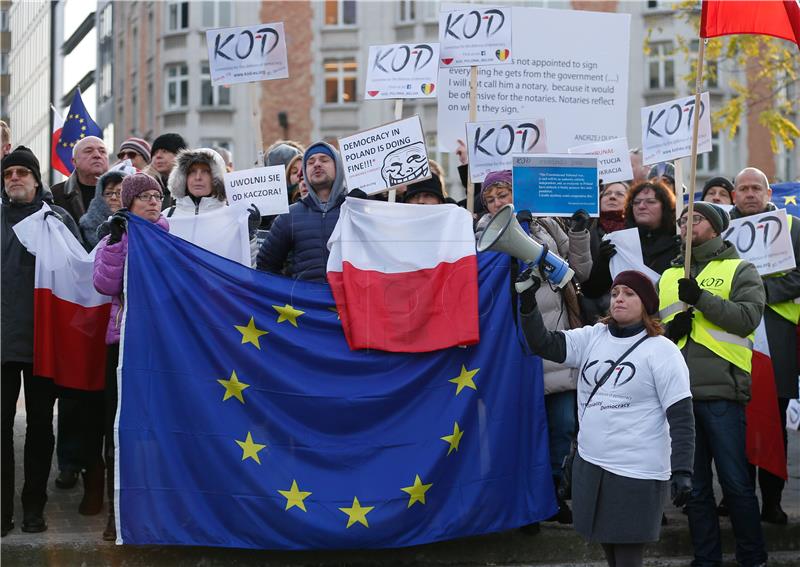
[2,167,32,180]
[632,198,660,207]
[677,215,706,227]
[135,192,163,202]
[118,151,140,160]
[103,191,122,198]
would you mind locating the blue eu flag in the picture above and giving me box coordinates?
[55,88,103,174]
[771,182,800,218]
[117,216,555,549]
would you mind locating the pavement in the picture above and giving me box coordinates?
[1,394,799,566]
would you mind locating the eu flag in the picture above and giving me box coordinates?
[117,216,555,549]
[771,182,800,218]
[55,88,103,174]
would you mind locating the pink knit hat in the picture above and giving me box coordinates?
[121,173,162,209]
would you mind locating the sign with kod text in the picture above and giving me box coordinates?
[205,22,288,86]
[224,166,289,216]
[466,118,547,183]
[641,92,711,165]
[338,116,430,195]
[721,209,796,276]
[439,7,512,68]
[568,137,633,184]
[512,154,599,217]
[365,43,440,100]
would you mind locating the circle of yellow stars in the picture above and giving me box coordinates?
[59,114,89,147]
[224,306,479,528]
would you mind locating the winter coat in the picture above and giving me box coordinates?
[580,215,626,323]
[656,236,765,403]
[257,141,348,282]
[93,216,169,345]
[78,170,122,249]
[51,172,93,223]
[143,164,173,210]
[637,226,681,275]
[730,203,800,398]
[1,185,82,364]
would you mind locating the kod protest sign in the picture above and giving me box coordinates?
[205,22,289,86]
[365,43,440,100]
[338,116,430,195]
[641,92,711,165]
[439,7,512,68]
[438,7,629,153]
[466,118,547,183]
[568,137,633,184]
[512,154,598,217]
[224,166,289,216]
[721,209,796,276]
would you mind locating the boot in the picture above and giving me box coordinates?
[103,509,116,541]
[546,475,573,524]
[78,462,105,516]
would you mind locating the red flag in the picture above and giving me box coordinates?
[701,0,800,48]
[50,105,71,177]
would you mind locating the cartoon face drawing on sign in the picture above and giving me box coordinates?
[380,142,429,186]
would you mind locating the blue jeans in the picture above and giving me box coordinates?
[545,390,576,479]
[688,400,766,567]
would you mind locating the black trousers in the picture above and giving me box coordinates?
[56,397,85,473]
[1,362,57,522]
[105,344,120,507]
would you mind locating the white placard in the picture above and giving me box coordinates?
[605,228,661,284]
[465,118,547,183]
[365,43,440,100]
[641,92,712,166]
[205,22,289,86]
[568,137,633,184]
[438,7,630,153]
[338,116,430,195]
[224,166,289,216]
[439,7,512,68]
[721,209,796,276]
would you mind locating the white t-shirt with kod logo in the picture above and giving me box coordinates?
[563,325,691,480]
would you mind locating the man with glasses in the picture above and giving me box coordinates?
[657,202,767,567]
[2,147,82,536]
[51,136,110,224]
[115,138,151,171]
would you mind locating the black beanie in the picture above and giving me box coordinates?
[682,201,730,235]
[701,176,734,201]
[1,146,43,193]
[403,175,444,204]
[151,133,187,156]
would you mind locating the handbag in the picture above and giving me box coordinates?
[558,334,649,500]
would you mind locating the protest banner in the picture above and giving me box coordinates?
[338,116,430,195]
[466,118,547,183]
[721,209,796,276]
[205,22,289,86]
[439,7,512,68]
[365,43,440,100]
[641,92,711,166]
[512,154,598,217]
[568,137,632,185]
[224,166,289,216]
[438,7,629,153]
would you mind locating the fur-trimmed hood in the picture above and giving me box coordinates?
[167,148,227,200]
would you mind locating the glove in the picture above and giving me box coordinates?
[247,205,261,235]
[570,209,590,233]
[348,189,369,200]
[678,277,702,305]
[43,210,63,222]
[516,209,533,225]
[598,239,617,260]
[666,309,693,342]
[670,472,692,507]
[516,268,542,314]
[107,211,128,245]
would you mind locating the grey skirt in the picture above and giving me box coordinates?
[572,452,668,543]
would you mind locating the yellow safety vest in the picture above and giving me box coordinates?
[765,215,800,324]
[659,259,754,373]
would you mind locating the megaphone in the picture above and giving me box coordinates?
[477,204,575,289]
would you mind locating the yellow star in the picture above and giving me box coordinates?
[217,370,250,403]
[234,316,268,349]
[441,422,464,456]
[784,195,797,206]
[400,474,432,508]
[328,306,340,319]
[278,480,312,512]
[81,125,87,131]
[79,133,85,138]
[273,303,305,327]
[448,365,479,395]
[79,118,85,123]
[339,496,374,528]
[62,142,67,147]
[235,432,266,464]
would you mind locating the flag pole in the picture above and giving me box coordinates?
[683,39,705,278]
[251,82,264,166]
[388,99,404,203]
[466,65,478,213]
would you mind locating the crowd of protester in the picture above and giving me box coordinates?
[1,117,798,567]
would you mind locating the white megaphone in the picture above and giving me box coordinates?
[477,204,575,289]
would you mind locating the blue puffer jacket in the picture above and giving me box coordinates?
[257,141,347,282]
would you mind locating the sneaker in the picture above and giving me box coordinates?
[55,469,79,489]
[21,515,47,533]
[761,503,788,525]
[103,513,116,542]
[546,501,573,524]
[519,522,540,535]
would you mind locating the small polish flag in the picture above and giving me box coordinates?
[50,105,71,177]
[327,198,479,352]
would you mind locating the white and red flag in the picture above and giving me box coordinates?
[49,105,71,177]
[13,204,111,391]
[327,198,479,352]
[701,0,800,48]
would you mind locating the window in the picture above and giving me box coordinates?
[202,1,231,28]
[646,42,675,90]
[165,63,189,110]
[99,48,112,100]
[325,0,356,26]
[697,130,721,174]
[324,59,357,104]
[0,53,8,75]
[398,0,416,23]
[200,138,233,157]
[98,4,112,40]
[200,63,231,107]
[131,87,138,134]
[690,41,718,89]
[0,9,8,32]
[166,1,189,32]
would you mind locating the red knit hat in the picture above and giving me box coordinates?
[612,270,659,315]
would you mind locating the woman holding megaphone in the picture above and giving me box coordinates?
[518,269,695,567]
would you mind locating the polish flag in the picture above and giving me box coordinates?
[327,198,479,352]
[13,204,112,391]
[745,321,788,479]
[50,105,71,177]
[701,0,800,48]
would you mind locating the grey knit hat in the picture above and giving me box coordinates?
[682,201,730,235]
